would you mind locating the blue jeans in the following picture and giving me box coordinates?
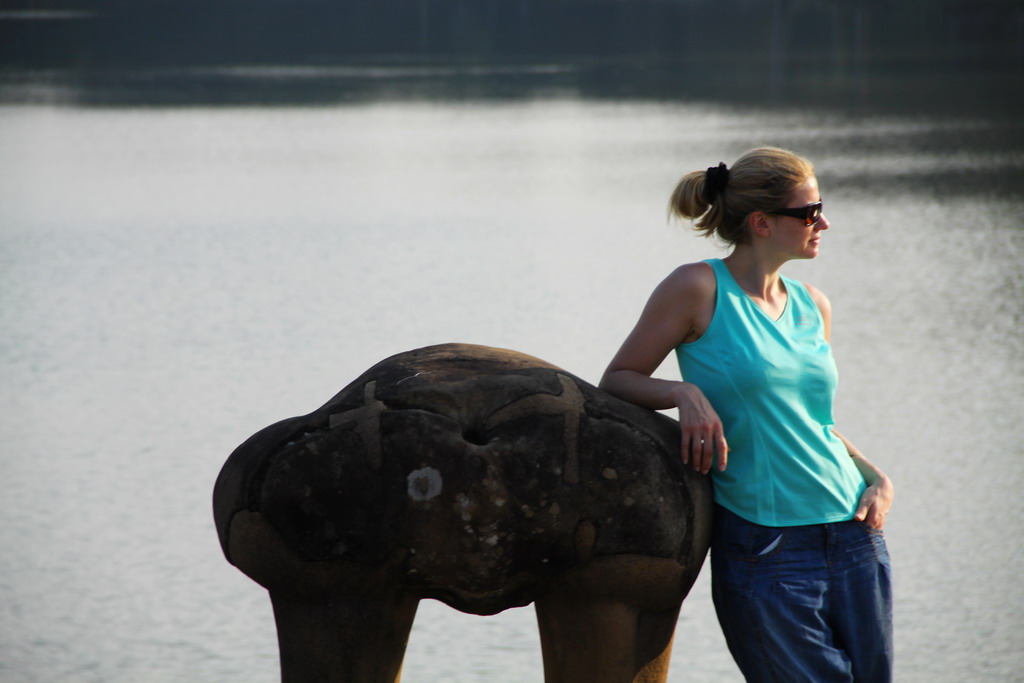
[711,505,893,682]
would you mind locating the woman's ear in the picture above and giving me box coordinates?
[748,211,773,239]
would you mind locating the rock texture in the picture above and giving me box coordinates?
[213,343,713,683]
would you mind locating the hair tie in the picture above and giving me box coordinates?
[703,162,730,204]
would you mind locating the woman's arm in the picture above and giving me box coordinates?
[833,429,895,529]
[600,263,727,474]
[807,284,895,528]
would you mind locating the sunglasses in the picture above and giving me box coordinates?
[771,201,823,226]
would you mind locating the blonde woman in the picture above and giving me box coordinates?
[601,147,894,681]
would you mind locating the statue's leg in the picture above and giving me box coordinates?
[271,588,419,683]
[225,511,418,683]
[534,596,680,683]
[533,556,690,683]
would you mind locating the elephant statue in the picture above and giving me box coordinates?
[213,343,712,682]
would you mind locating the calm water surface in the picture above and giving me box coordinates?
[1,99,1022,682]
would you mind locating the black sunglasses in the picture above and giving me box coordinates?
[770,201,823,226]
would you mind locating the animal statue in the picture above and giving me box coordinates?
[213,343,712,683]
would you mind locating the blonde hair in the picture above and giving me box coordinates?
[669,147,815,245]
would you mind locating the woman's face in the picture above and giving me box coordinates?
[769,176,830,260]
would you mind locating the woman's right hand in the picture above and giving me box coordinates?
[672,382,728,474]
[598,262,723,473]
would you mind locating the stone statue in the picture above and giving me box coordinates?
[213,343,712,683]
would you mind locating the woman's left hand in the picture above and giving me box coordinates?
[853,473,894,530]
[833,431,895,530]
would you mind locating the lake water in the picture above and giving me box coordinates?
[1,83,1022,681]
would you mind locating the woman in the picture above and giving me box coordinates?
[600,147,893,681]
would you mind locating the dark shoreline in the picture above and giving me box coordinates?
[1,0,1021,115]
[1,58,1020,118]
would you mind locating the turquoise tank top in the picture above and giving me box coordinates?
[675,259,865,527]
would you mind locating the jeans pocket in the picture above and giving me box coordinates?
[713,529,789,599]
[714,509,787,561]
[860,521,885,536]
[755,532,784,556]
[855,521,890,563]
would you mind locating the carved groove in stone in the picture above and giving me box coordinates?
[484,372,584,484]
[328,379,385,469]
